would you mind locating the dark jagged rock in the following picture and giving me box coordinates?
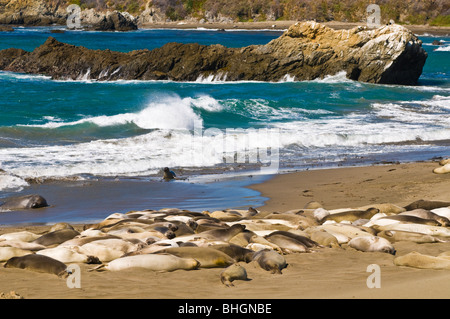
[0,21,427,85]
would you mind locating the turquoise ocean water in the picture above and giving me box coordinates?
[0,26,449,224]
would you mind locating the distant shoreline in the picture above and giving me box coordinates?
[139,20,450,36]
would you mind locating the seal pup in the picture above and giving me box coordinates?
[163,167,176,180]
[404,199,450,211]
[0,194,48,211]
[220,263,250,287]
[251,249,287,274]
[4,254,69,277]
[347,236,396,255]
[156,246,236,268]
[394,251,450,270]
[92,254,200,272]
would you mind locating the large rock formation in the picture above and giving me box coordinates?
[0,21,427,85]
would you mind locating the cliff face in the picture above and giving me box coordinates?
[0,21,427,85]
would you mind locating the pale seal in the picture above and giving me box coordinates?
[156,246,236,268]
[92,254,200,272]
[0,247,33,262]
[377,230,444,244]
[251,249,288,274]
[394,251,450,270]
[0,194,48,211]
[36,246,101,264]
[433,163,450,174]
[347,236,396,255]
[4,254,69,277]
[321,208,379,223]
[0,231,40,242]
[220,263,250,287]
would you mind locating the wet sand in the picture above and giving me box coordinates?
[0,160,449,300]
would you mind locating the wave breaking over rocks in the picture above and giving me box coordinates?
[0,21,427,85]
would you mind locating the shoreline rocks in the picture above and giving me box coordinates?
[0,21,427,85]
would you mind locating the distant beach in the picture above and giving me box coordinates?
[139,20,450,36]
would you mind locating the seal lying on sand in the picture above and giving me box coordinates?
[348,236,396,255]
[0,194,48,211]
[4,254,69,277]
[91,254,200,272]
[394,251,450,270]
[156,246,236,268]
[251,249,287,274]
[404,199,450,211]
[220,263,250,287]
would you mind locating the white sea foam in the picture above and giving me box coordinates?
[22,94,219,130]
[0,172,29,192]
[434,45,450,52]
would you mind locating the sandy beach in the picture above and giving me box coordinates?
[0,160,449,300]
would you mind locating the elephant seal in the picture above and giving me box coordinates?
[49,222,75,232]
[0,194,48,211]
[199,224,246,241]
[163,167,176,180]
[321,208,379,223]
[33,228,80,247]
[433,163,450,174]
[347,236,396,255]
[378,215,441,226]
[4,254,69,277]
[404,199,450,211]
[93,254,199,272]
[377,230,444,244]
[220,263,250,287]
[264,231,320,253]
[373,223,450,237]
[439,158,450,166]
[156,246,236,268]
[309,229,340,248]
[0,231,40,242]
[251,249,287,274]
[394,251,450,270]
[399,209,450,226]
[37,246,101,264]
[0,247,33,262]
[209,243,254,262]
[357,203,405,215]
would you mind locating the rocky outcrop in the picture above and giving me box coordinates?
[0,21,427,85]
[82,11,138,31]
